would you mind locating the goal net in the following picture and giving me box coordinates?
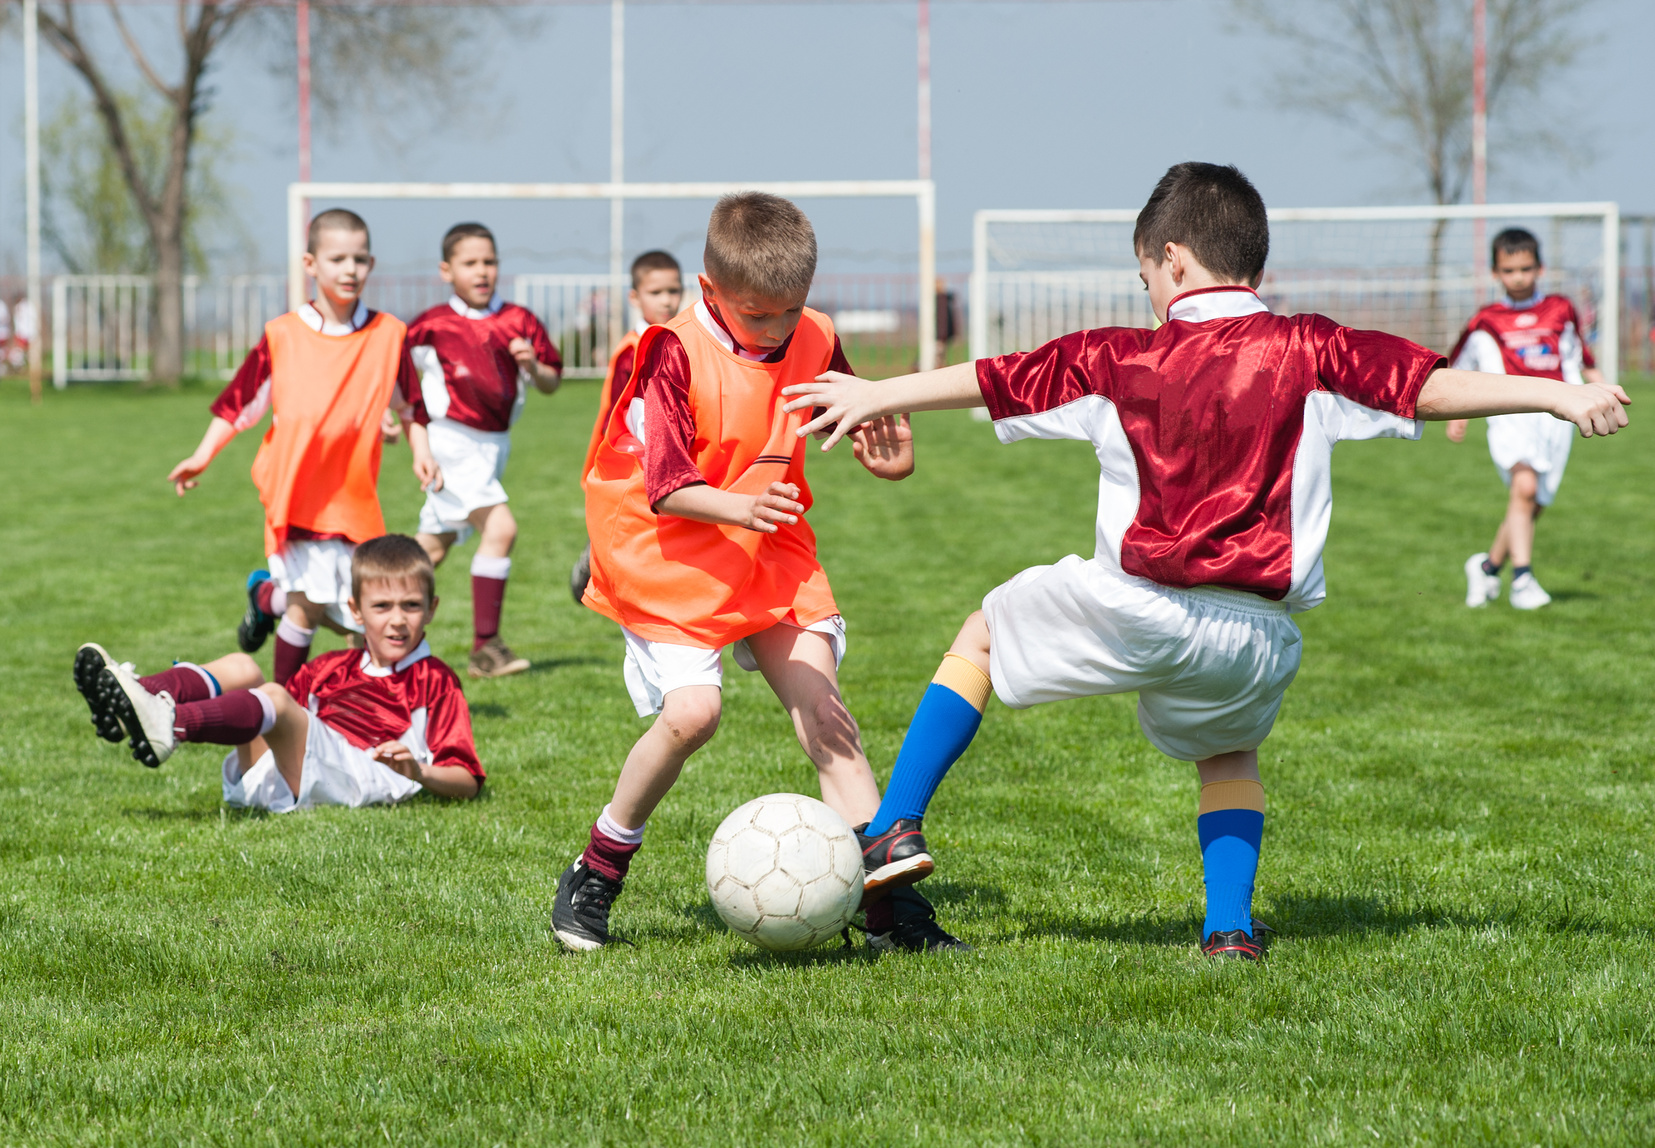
[971,203,1621,383]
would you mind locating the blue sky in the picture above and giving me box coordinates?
[1,0,1650,276]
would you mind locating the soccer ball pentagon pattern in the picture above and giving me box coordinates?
[705,793,864,951]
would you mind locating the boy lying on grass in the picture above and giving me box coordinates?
[74,534,482,811]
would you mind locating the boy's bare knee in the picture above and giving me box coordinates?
[660,690,721,750]
[1510,467,1539,502]
[220,653,263,687]
[417,533,449,566]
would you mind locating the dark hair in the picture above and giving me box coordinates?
[704,192,816,300]
[307,208,370,255]
[630,249,681,287]
[442,222,497,262]
[1492,227,1542,268]
[1133,162,1269,284]
[351,534,436,604]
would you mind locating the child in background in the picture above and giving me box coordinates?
[406,223,563,678]
[784,163,1629,960]
[570,249,685,604]
[168,209,434,686]
[74,535,482,809]
[1447,228,1604,610]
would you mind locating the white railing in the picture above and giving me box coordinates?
[513,274,625,378]
[52,275,153,388]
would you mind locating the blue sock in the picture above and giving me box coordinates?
[866,654,992,835]
[1197,780,1266,939]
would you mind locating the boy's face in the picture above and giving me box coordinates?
[349,576,437,668]
[303,227,374,310]
[1494,248,1542,301]
[699,274,808,354]
[631,268,684,327]
[441,237,500,310]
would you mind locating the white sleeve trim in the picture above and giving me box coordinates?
[231,377,272,432]
[411,345,449,420]
[1560,322,1585,385]
[1452,329,1505,375]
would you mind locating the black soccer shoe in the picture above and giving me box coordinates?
[237,570,277,654]
[552,858,628,951]
[856,818,934,905]
[1201,924,1268,961]
[74,643,127,743]
[569,544,592,606]
[867,886,971,954]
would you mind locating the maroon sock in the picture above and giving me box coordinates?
[472,575,507,651]
[138,664,215,704]
[255,579,279,615]
[273,635,310,686]
[174,690,268,745]
[582,821,642,882]
[866,899,895,934]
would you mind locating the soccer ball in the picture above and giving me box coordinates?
[705,793,864,951]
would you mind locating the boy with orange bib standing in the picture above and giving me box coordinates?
[168,209,435,685]
[556,194,963,952]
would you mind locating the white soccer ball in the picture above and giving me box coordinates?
[705,793,864,951]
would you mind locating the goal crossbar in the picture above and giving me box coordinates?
[287,180,939,368]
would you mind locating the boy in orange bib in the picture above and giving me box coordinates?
[555,194,960,952]
[167,210,436,685]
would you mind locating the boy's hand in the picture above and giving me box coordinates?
[167,452,211,497]
[370,741,423,783]
[414,456,444,493]
[1554,381,1631,438]
[740,482,804,534]
[508,337,537,370]
[381,407,405,445]
[850,414,914,480]
[1445,419,1468,443]
[783,372,882,451]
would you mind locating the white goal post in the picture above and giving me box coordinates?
[972,202,1621,385]
[287,180,940,371]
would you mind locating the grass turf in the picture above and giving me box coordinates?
[2,376,1653,1144]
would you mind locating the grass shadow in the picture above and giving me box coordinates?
[119,806,221,823]
[469,703,510,720]
[520,656,608,675]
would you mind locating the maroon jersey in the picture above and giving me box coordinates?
[405,296,562,433]
[1448,294,1594,381]
[976,287,1444,610]
[285,642,483,780]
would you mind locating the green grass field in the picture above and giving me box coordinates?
[3,376,1654,1145]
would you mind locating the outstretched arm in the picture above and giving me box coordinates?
[167,417,237,496]
[1415,368,1630,437]
[783,361,982,451]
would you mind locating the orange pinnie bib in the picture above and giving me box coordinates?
[582,327,643,483]
[250,310,406,555]
[583,307,839,648]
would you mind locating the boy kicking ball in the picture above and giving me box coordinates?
[784,163,1629,960]
[74,535,483,810]
[1447,228,1604,610]
[406,223,563,678]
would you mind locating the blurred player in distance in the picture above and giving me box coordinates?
[1446,228,1604,610]
[73,534,483,809]
[570,249,685,604]
[168,209,434,686]
[406,222,564,678]
[784,162,1629,961]
[556,194,957,954]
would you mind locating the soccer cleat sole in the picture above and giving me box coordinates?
[552,926,607,953]
[861,852,934,905]
[99,667,165,769]
[468,656,531,680]
[74,645,127,743]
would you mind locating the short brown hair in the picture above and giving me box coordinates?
[1133,163,1269,285]
[307,208,370,256]
[1492,227,1541,268]
[351,534,435,603]
[442,222,497,262]
[703,193,816,300]
[630,249,681,287]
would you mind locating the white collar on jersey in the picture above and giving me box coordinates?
[1501,293,1546,311]
[448,294,506,320]
[360,638,432,678]
[695,299,772,362]
[1167,286,1271,323]
[300,300,370,336]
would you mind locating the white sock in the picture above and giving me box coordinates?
[177,661,221,698]
[275,618,314,648]
[595,803,646,844]
[253,689,278,736]
[268,584,289,616]
[471,554,512,581]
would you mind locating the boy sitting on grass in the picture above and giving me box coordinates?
[783,162,1629,960]
[73,535,482,810]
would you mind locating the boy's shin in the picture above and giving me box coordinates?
[174,689,277,746]
[866,653,992,836]
[1197,779,1266,939]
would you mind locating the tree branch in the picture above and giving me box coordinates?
[103,0,176,100]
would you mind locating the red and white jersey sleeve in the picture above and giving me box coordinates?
[1449,294,1592,383]
[210,336,274,431]
[284,642,484,780]
[405,297,562,433]
[976,287,1444,612]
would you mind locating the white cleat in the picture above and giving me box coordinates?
[1509,571,1552,611]
[1464,553,1501,607]
[100,662,177,768]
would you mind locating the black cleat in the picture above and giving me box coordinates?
[857,818,934,905]
[569,543,592,606]
[552,857,628,951]
[237,570,277,654]
[868,886,971,953]
[1201,921,1271,961]
[74,643,127,743]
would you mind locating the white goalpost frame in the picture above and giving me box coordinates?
[287,180,939,371]
[971,202,1621,385]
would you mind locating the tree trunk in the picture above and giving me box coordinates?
[152,223,184,383]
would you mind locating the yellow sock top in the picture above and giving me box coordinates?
[933,653,992,712]
[1198,778,1266,815]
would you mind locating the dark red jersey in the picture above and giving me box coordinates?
[1448,294,1594,381]
[976,286,1445,611]
[405,296,562,433]
[285,642,483,780]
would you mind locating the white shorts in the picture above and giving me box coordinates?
[1486,411,1574,507]
[621,616,848,717]
[418,418,511,542]
[221,713,422,813]
[267,539,361,633]
[983,555,1303,762]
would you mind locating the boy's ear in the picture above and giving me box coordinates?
[346,597,364,627]
[698,272,716,300]
[439,261,455,283]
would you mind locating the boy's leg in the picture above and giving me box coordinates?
[1501,465,1552,609]
[467,504,529,678]
[1195,749,1267,959]
[415,531,457,568]
[272,594,333,685]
